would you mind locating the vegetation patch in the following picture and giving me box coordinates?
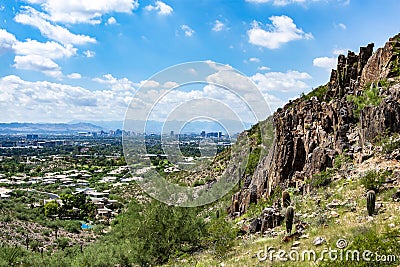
[347,83,383,118]
[300,84,329,102]
[359,169,391,192]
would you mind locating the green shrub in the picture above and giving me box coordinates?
[245,147,261,175]
[301,84,329,101]
[360,170,391,192]
[203,216,238,259]
[0,245,26,266]
[56,238,70,251]
[112,199,206,266]
[334,153,352,169]
[308,169,334,188]
[379,133,400,154]
[347,84,382,118]
[193,180,205,187]
[63,220,81,234]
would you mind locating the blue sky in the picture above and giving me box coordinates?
[0,0,399,123]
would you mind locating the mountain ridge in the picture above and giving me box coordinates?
[229,33,400,216]
[0,122,104,134]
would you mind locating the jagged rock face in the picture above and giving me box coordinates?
[327,43,374,99]
[361,35,400,87]
[360,84,400,147]
[229,34,400,216]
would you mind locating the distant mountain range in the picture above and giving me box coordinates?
[70,120,254,134]
[0,122,104,134]
[0,119,254,135]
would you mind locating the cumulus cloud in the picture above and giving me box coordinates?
[0,75,137,122]
[247,16,313,49]
[12,39,77,59]
[13,55,62,78]
[106,17,117,25]
[93,74,137,91]
[163,81,179,89]
[313,57,337,71]
[15,6,96,45]
[0,29,17,52]
[250,70,312,93]
[24,0,139,24]
[212,20,226,32]
[181,25,195,37]
[0,29,77,77]
[145,1,173,15]
[67,73,82,79]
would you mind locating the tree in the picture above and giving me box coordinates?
[112,199,206,266]
[44,201,59,217]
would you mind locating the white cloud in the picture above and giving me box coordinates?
[212,20,226,32]
[138,80,160,88]
[0,6,4,11]
[247,16,313,49]
[0,29,17,52]
[12,39,77,59]
[251,70,312,93]
[145,1,173,15]
[93,74,136,91]
[257,66,271,71]
[25,0,139,24]
[0,74,137,122]
[163,81,179,88]
[67,73,82,79]
[181,25,195,37]
[249,57,260,63]
[106,17,117,25]
[84,50,96,58]
[15,6,96,45]
[338,23,347,30]
[13,55,62,78]
[0,29,76,77]
[313,57,337,70]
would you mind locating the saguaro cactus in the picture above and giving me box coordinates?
[285,206,294,234]
[282,191,291,208]
[367,190,376,216]
[250,185,257,204]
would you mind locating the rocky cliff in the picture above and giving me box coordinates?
[230,33,400,216]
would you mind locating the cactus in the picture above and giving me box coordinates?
[250,185,257,204]
[285,206,294,234]
[25,234,29,250]
[282,191,291,208]
[367,190,376,216]
[234,200,239,213]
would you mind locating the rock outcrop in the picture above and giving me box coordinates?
[230,33,400,217]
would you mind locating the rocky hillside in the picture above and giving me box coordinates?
[230,33,400,216]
